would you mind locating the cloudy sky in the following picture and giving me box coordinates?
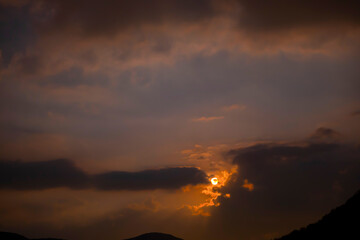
[0,1,360,239]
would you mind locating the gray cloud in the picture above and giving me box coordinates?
[236,0,360,32]
[5,0,358,50]
[0,159,89,190]
[226,130,360,205]
[37,0,216,37]
[0,159,208,190]
[34,0,360,37]
[94,167,208,191]
[308,127,341,142]
[0,4,35,66]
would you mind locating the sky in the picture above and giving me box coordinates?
[0,1,360,239]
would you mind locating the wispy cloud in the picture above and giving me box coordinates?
[222,104,246,112]
[192,116,224,122]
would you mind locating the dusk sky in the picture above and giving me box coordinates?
[1,1,360,240]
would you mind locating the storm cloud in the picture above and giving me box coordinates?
[0,159,208,190]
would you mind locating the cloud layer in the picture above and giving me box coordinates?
[32,0,360,37]
[0,159,208,190]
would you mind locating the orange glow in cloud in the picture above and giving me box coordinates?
[181,144,238,216]
[186,166,237,216]
[222,104,246,112]
[242,179,254,191]
[192,116,224,122]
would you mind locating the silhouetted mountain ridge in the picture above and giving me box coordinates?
[124,232,183,240]
[275,190,360,239]
[0,231,183,240]
[0,231,64,240]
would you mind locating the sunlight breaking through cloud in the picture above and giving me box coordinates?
[181,144,237,216]
[186,166,237,216]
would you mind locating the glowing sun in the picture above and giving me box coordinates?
[211,177,219,185]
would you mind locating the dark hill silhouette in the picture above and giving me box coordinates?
[275,190,360,239]
[0,231,182,240]
[32,239,64,240]
[124,232,183,240]
[0,232,64,240]
[0,232,28,240]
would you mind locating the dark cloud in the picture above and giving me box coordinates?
[38,0,216,37]
[0,159,208,190]
[34,0,360,38]
[0,159,89,190]
[230,142,339,168]
[309,127,341,142]
[0,3,34,65]
[227,136,360,205]
[206,129,360,239]
[94,167,208,190]
[236,0,360,32]
[352,110,360,116]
